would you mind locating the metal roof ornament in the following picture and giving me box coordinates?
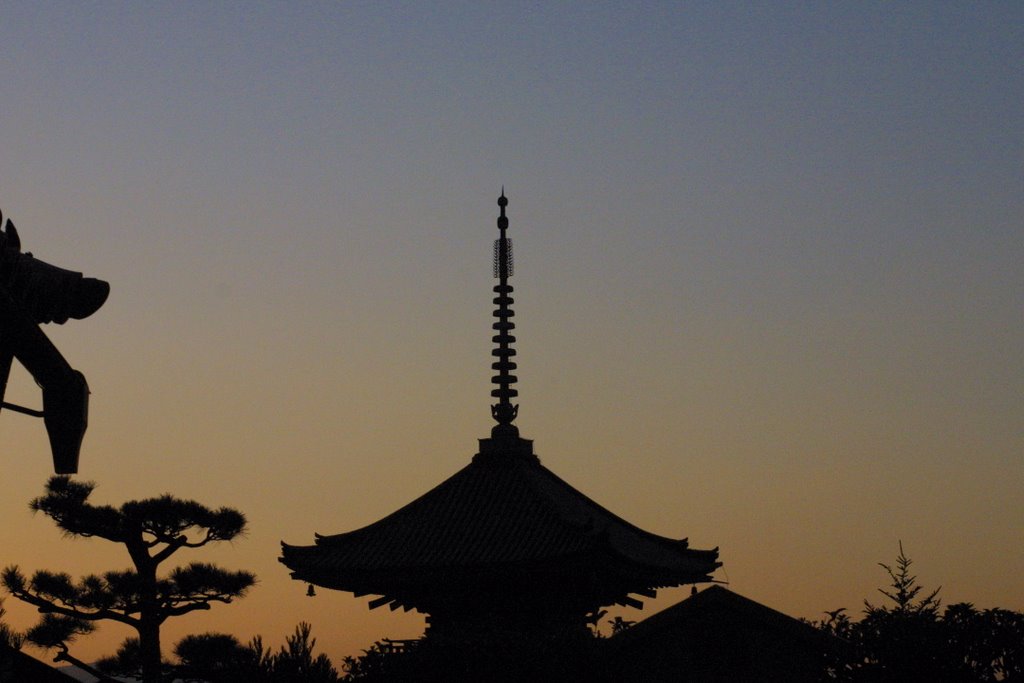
[490,190,519,439]
[0,209,110,473]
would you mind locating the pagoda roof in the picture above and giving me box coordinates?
[280,437,720,610]
[280,194,720,615]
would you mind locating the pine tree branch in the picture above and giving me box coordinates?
[9,587,139,628]
[51,643,120,682]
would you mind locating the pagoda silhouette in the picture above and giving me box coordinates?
[280,192,720,651]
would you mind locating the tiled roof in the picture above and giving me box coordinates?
[606,586,843,682]
[613,586,827,645]
[0,644,80,682]
[280,438,719,607]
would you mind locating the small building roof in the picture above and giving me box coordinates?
[607,585,842,682]
[0,644,80,682]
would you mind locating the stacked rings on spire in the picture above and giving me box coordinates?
[491,285,518,396]
[490,191,519,429]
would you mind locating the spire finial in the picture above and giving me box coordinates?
[490,190,518,437]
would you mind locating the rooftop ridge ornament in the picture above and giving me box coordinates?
[489,190,519,439]
[0,208,110,473]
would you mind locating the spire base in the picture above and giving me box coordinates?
[475,432,536,465]
[490,422,519,439]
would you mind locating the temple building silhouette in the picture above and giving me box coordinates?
[280,192,721,649]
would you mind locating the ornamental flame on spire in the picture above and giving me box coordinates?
[490,190,519,438]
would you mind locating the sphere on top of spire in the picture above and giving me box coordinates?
[497,191,509,229]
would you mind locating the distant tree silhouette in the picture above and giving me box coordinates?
[0,597,24,650]
[264,622,340,682]
[172,632,268,682]
[92,636,159,681]
[133,624,340,682]
[608,615,636,635]
[585,608,608,638]
[1,475,255,683]
[93,631,270,682]
[815,543,1024,682]
[342,639,417,681]
[856,542,945,679]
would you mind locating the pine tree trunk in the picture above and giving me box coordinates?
[139,617,162,683]
[132,546,163,683]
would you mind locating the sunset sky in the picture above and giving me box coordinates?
[1,2,1021,667]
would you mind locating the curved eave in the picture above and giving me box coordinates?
[280,441,721,605]
[283,543,718,615]
[281,534,720,609]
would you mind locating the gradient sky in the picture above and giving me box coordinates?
[1,1,1021,667]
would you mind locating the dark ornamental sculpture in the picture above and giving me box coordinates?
[0,209,109,473]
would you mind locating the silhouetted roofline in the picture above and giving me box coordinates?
[612,585,829,647]
[278,193,721,618]
[281,436,719,611]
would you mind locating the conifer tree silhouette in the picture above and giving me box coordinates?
[2,476,255,683]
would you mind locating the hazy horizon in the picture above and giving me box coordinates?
[1,2,1021,668]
